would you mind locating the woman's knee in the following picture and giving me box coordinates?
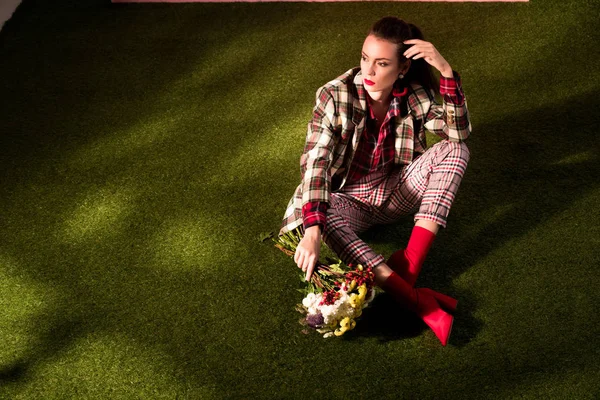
[441,140,470,163]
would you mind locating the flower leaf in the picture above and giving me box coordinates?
[258,231,274,242]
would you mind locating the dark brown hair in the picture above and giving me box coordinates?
[368,16,439,93]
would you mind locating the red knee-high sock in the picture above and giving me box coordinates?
[387,226,436,286]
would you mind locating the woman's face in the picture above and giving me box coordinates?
[360,35,407,96]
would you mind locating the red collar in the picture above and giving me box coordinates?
[392,85,408,97]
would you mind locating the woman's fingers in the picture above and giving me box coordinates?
[305,257,316,281]
[294,230,321,277]
[295,249,317,279]
[403,40,435,57]
[410,52,426,60]
[403,39,450,74]
[404,45,433,59]
[295,249,304,269]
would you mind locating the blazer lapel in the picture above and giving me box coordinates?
[351,71,367,150]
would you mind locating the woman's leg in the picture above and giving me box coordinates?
[321,204,456,346]
[321,194,386,270]
[321,172,460,346]
[386,140,470,285]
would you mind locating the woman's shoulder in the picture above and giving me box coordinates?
[406,81,436,118]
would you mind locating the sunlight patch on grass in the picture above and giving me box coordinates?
[465,4,575,81]
[0,255,59,366]
[211,115,306,184]
[68,114,184,170]
[454,187,600,345]
[12,332,216,399]
[62,185,137,242]
[553,150,596,166]
[149,215,234,272]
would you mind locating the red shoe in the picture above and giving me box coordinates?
[380,272,454,346]
[420,287,458,313]
[414,290,454,346]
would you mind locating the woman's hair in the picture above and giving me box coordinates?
[368,16,439,93]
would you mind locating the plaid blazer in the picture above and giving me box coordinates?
[280,67,471,235]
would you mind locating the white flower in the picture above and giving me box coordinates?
[302,293,318,309]
[319,291,354,325]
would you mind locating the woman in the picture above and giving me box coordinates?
[279,16,471,346]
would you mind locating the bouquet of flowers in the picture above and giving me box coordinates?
[274,229,377,338]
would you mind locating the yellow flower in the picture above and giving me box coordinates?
[334,326,349,336]
[334,317,357,336]
[348,280,357,291]
[349,293,363,309]
[358,284,367,301]
[340,317,356,331]
[358,265,364,271]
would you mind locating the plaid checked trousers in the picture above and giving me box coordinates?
[323,140,470,270]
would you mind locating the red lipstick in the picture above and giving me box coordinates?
[364,79,375,86]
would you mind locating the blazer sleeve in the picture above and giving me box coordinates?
[423,71,471,142]
[300,86,337,207]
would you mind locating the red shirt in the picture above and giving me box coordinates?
[302,73,463,232]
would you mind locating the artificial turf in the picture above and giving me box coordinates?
[1,0,599,398]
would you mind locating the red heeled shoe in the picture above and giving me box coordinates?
[414,290,454,346]
[420,287,458,313]
[380,272,454,346]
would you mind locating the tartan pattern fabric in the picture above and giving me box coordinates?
[302,74,462,231]
[346,84,407,184]
[440,73,464,105]
[322,140,470,269]
[302,84,406,231]
[301,202,328,231]
[280,67,471,235]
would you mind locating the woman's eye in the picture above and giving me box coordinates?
[378,63,388,67]
[361,56,367,61]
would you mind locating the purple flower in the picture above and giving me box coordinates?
[306,312,325,328]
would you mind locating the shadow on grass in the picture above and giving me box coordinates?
[0,1,364,394]
[0,313,85,384]
[342,290,482,347]
[1,1,599,398]
[348,294,424,342]
[0,1,311,392]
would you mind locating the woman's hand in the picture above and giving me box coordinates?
[403,39,453,78]
[294,226,321,282]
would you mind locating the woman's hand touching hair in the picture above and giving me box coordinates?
[403,39,453,78]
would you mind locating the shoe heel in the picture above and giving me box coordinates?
[421,288,458,312]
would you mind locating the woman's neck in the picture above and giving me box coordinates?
[367,89,393,112]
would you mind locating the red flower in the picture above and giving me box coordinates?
[319,290,341,306]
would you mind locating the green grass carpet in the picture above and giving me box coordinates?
[1,0,599,398]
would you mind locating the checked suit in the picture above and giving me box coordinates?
[279,67,471,269]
